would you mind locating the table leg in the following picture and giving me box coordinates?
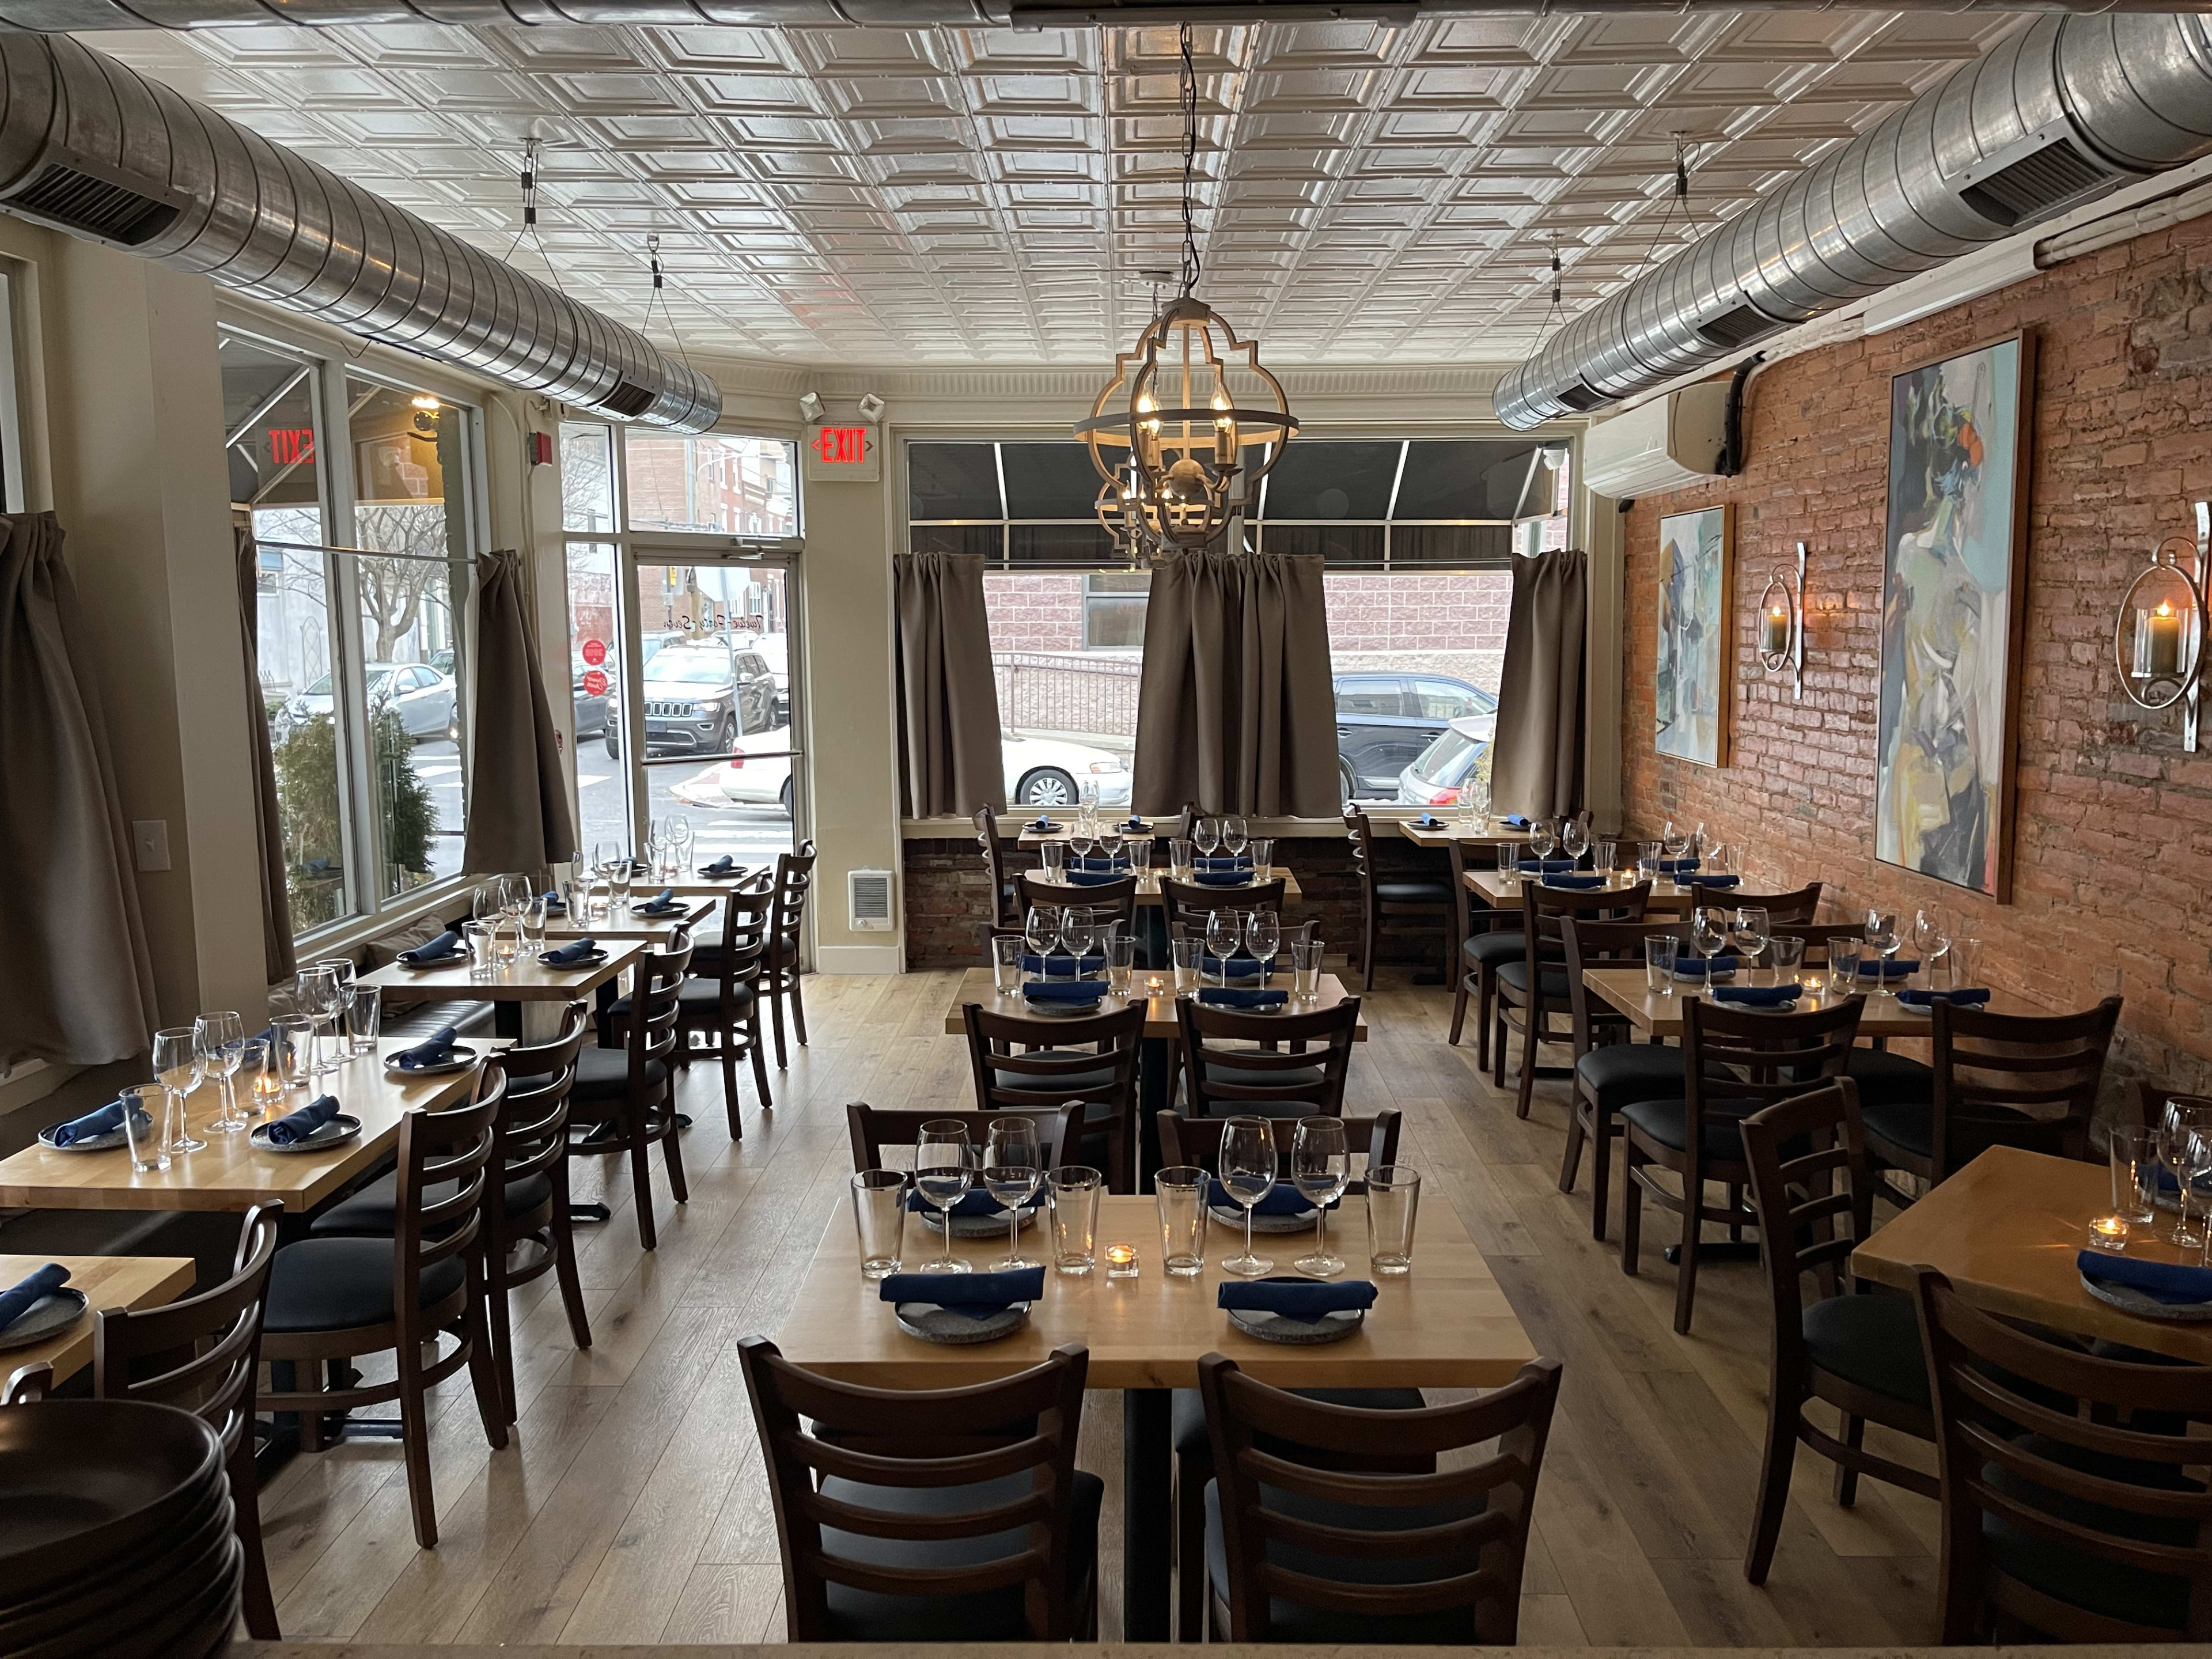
[494,1001,523,1042]
[1123,1386,1172,1641]
[1137,1036,1173,1186]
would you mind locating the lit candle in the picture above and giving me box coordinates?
[2086,1214,2130,1252]
[2144,600,2183,678]
[1212,392,1235,467]
[1145,974,1165,994]
[1105,1243,1139,1279]
[1762,601,1791,657]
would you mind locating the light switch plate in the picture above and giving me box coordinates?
[132,819,171,872]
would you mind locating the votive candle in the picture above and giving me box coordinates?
[2086,1214,2130,1252]
[1105,1242,1139,1279]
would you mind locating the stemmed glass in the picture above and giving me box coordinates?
[1914,907,1953,987]
[194,1010,249,1133]
[294,965,344,1076]
[1024,904,1061,975]
[1069,829,1096,865]
[1206,910,1241,984]
[1528,819,1558,862]
[1058,906,1098,967]
[315,957,359,1055]
[914,1120,976,1274]
[1192,816,1221,858]
[151,1026,206,1155]
[1661,820,1690,860]
[1864,910,1901,995]
[1730,906,1771,983]
[983,1116,1044,1271]
[1218,1115,1278,1278]
[1246,910,1281,986]
[1560,816,1589,865]
[1222,816,1249,859]
[1689,906,1729,984]
[1290,1116,1350,1278]
[2163,1105,2212,1248]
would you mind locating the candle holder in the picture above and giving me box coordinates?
[2114,506,2209,751]
[1756,541,1805,701]
[1104,1243,1140,1280]
[2086,1214,2131,1252]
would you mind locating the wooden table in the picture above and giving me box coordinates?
[1467,868,1696,915]
[545,896,716,942]
[941,967,1366,1041]
[778,1190,1533,1639]
[0,1253,195,1385]
[1398,818,1532,849]
[0,1039,488,1214]
[1580,967,2035,1041]
[1026,867,1304,907]
[1016,817,1160,846]
[657,870,768,900]
[1853,1145,2212,1364]
[359,938,644,1040]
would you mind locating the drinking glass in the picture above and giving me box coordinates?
[984,1116,1044,1270]
[120,1084,170,1173]
[1661,821,1690,859]
[1560,817,1589,863]
[1172,935,1201,994]
[1730,906,1771,982]
[992,934,1025,994]
[151,1025,206,1156]
[1245,911,1281,982]
[1069,831,1095,863]
[1645,934,1678,994]
[302,963,349,1072]
[1528,819,1558,862]
[1248,836,1274,876]
[1040,839,1066,878]
[316,957,359,1054]
[850,1169,907,1279]
[463,921,497,981]
[1079,778,1100,817]
[643,834,666,884]
[1638,842,1661,884]
[1914,907,1953,986]
[1863,910,1900,994]
[1025,904,1061,972]
[194,1010,249,1133]
[1770,935,1806,993]
[1950,935,1981,989]
[914,1120,976,1274]
[1290,935,1323,1002]
[1192,817,1221,858]
[2181,1128,2212,1253]
[1222,815,1249,858]
[2111,1123,2158,1226]
[271,1013,316,1090]
[1291,1116,1350,1278]
[608,859,634,911]
[1690,907,1729,980]
[1366,1164,1422,1275]
[1168,838,1194,880]
[2162,1104,2212,1247]
[1058,906,1098,964]
[241,1038,283,1120]
[1105,934,1135,995]
[472,880,502,929]
[1827,936,1864,997]
[1047,1165,1103,1275]
[1218,1115,1278,1278]
[1206,910,1241,984]
[1126,838,1152,874]
[518,895,550,953]
[1156,1165,1208,1275]
[671,818,696,873]
[1703,842,1732,878]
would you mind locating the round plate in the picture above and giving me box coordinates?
[384,1043,479,1078]
[894,1302,1031,1344]
[540,950,608,969]
[1227,1298,1366,1346]
[250,1113,362,1154]
[921,1205,1038,1238]
[1210,1204,1318,1234]
[2080,1271,2212,1322]
[35,1115,144,1154]
[397,953,464,972]
[0,1289,87,1354]
[1196,998,1286,1015]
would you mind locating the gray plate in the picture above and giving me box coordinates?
[251,1113,362,1155]
[1196,999,1286,1015]
[2081,1270,2212,1322]
[397,955,465,972]
[921,1205,1038,1238]
[540,950,608,969]
[895,1302,1030,1344]
[384,1043,479,1078]
[0,1289,89,1353]
[1020,997,1109,1018]
[1210,1204,1320,1234]
[36,1116,146,1153]
[1227,1301,1366,1345]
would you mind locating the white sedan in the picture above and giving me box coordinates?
[668,727,1130,813]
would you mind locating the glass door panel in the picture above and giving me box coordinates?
[565,540,628,858]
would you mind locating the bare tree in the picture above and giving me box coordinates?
[352,503,456,661]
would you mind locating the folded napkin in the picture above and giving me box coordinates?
[49,1097,147,1147]
[391,1024,460,1069]
[1209,1180,1315,1215]
[539,889,567,914]
[542,937,600,966]
[1119,818,1147,833]
[1195,855,1254,870]
[398,929,464,966]
[1501,814,1532,830]
[1072,855,1131,872]
[266,1094,340,1146]
[1023,978,1108,1005]
[1199,954,1278,977]
[1690,873,1742,889]
[634,887,680,915]
[1217,1278,1378,1317]
[1517,858,1574,874]
[698,855,737,877]
[0,1263,69,1332]
[1194,869,1252,887]
[2078,1251,2212,1307]
[880,1266,1044,1320]
[1020,952,1105,977]
[1065,868,1125,887]
[1856,958,1920,980]
[1657,857,1700,875]
[1673,955,1741,982]
[1712,984,1801,1008]
[1028,818,1058,832]
[907,1188,1016,1217]
[1897,987,1992,1007]
[1543,873,1608,890]
[1411,813,1443,829]
[1198,987,1289,1010]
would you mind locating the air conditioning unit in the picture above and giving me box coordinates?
[847,868,895,931]
[1581,382,1730,499]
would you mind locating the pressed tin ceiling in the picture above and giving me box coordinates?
[96,11,2029,369]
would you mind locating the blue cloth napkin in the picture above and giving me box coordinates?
[1673,955,1741,982]
[1023,979,1108,1005]
[1857,958,1920,980]
[1543,873,1608,889]
[1028,818,1058,832]
[1657,857,1700,875]
[1198,987,1289,1010]
[2078,1251,2212,1307]
[543,937,600,966]
[1688,873,1742,889]
[1195,855,1254,870]
[391,1024,460,1069]
[1209,1180,1316,1215]
[398,929,463,966]
[539,889,567,914]
[1411,813,1443,829]
[1897,987,1991,1007]
[881,1266,1044,1320]
[1119,818,1147,833]
[907,1188,1018,1217]
[49,1097,145,1146]
[1199,954,1277,977]
[266,1094,340,1146]
[1194,870,1252,887]
[0,1263,69,1332]
[1072,856,1130,872]
[1712,984,1801,1008]
[1020,953,1104,977]
[1217,1278,1378,1317]
[698,855,736,876]
[634,888,680,915]
[1065,869,1124,887]
[1517,858,1574,873]
[1501,814,1531,829]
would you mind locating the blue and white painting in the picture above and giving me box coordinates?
[1656,505,1730,767]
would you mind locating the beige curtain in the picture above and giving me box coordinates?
[237,524,296,984]
[1131,548,1337,817]
[895,551,1005,816]
[0,513,158,1067]
[1489,546,1586,820]
[462,548,577,874]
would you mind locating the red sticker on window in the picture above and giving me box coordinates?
[581,638,607,667]
[582,668,608,696]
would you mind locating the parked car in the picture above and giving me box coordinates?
[753,632,790,726]
[275,662,457,744]
[571,656,607,739]
[604,641,776,759]
[1396,714,1497,806]
[1334,671,1498,802]
[669,727,1131,816]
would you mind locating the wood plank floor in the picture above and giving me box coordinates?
[255,969,1940,1646]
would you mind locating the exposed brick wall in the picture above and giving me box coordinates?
[1622,212,2212,1097]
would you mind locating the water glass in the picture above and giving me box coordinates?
[242,1039,283,1119]
[1366,1164,1422,1275]
[991,934,1025,994]
[1594,837,1619,874]
[348,985,382,1055]
[271,1014,316,1089]
[1637,842,1661,884]
[1770,935,1806,993]
[1168,838,1193,880]
[120,1084,170,1173]
[1248,836,1274,874]
[1126,838,1151,874]
[2111,1123,2158,1225]
[1048,1165,1103,1275]
[1827,936,1864,997]
[1172,935,1201,994]
[519,896,549,953]
[1290,935,1323,1002]
[850,1169,907,1279]
[1645,934,1678,994]
[1156,1165,1208,1277]
[1105,934,1135,995]
[464,921,497,981]
[1041,840,1066,878]
[609,861,633,911]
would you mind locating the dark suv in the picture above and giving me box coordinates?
[1334,672,1498,801]
[606,642,777,759]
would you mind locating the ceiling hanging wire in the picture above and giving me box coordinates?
[504,138,571,300]
[643,233,696,377]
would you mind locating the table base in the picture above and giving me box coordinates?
[1123,1386,1172,1640]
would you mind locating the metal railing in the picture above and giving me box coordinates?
[993,650,1140,742]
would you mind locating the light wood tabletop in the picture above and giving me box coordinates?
[1580,967,2032,1041]
[1015,816,1160,846]
[658,870,770,899]
[357,937,644,1002]
[1025,866,1304,907]
[1467,868,1695,914]
[0,1253,196,1385]
[941,967,1366,1041]
[1853,1145,2212,1365]
[545,896,717,942]
[0,1038,489,1213]
[1398,817,1533,849]
[777,1192,1533,1390]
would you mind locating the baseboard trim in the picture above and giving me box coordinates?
[815,943,903,975]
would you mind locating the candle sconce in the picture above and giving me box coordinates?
[2113,503,2210,751]
[1756,541,1806,701]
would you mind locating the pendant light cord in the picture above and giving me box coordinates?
[1178,21,1202,300]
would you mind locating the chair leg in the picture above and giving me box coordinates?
[484,1238,518,1426]
[1449,970,1469,1046]
[550,1181,593,1351]
[1744,1384,1800,1585]
[1491,1001,1510,1087]
[1176,1447,1209,1642]
[661,1107,690,1207]
[397,1343,440,1548]
[788,971,808,1047]
[1513,1009,1540,1120]
[630,1117,660,1252]
[1620,1150,1643,1275]
[768,983,789,1069]
[463,1277,512,1450]
[748,1012,774,1108]
[720,1039,741,1140]
[230,1445,281,1640]
[1362,906,1377,991]
[1672,1171,1703,1335]
[1558,1096,1586,1194]
[1833,1414,1865,1506]
[1589,1111,1615,1243]
[1475,971,1494,1073]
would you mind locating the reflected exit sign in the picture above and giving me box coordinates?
[803,422,879,483]
[268,427,315,465]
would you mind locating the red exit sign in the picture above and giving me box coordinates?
[812,425,871,465]
[804,421,880,483]
[268,427,315,465]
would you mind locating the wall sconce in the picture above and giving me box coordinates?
[1756,540,1806,701]
[2114,503,2210,751]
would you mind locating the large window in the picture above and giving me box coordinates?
[225,328,481,939]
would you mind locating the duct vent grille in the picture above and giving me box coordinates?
[9,161,178,246]
[1959,134,2116,229]
[600,380,656,419]
[1695,305,1777,351]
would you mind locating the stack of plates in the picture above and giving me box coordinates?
[0,1400,241,1658]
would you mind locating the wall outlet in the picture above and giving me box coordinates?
[132,819,171,872]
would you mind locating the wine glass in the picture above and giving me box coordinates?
[1219,1116,1278,1278]
[914,1120,976,1274]
[1914,907,1953,987]
[315,956,359,1054]
[194,1010,249,1134]
[1097,831,1124,868]
[472,882,502,927]
[1222,815,1249,858]
[294,965,344,1076]
[1192,816,1221,858]
[1729,906,1771,982]
[983,1116,1044,1270]
[1206,909,1241,983]
[1069,830,1096,865]
[1528,819,1558,862]
[151,1025,206,1155]
[2162,1104,2212,1248]
[1290,1115,1350,1278]
[1560,816,1589,864]
[1058,906,1098,965]
[1690,906,1729,981]
[1661,820,1690,859]
[1245,910,1281,984]
[1864,910,1900,995]
[1024,905,1061,974]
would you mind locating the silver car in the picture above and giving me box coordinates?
[275,662,458,743]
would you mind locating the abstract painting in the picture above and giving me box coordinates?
[1655,503,1731,767]
[1876,331,2035,900]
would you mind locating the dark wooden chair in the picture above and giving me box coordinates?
[976,804,1021,927]
[1157,1107,1402,1172]
[962,1001,1144,1192]
[1738,1079,1936,1585]
[1446,837,1523,1069]
[1,1362,50,1402]
[760,839,816,1068]
[574,931,694,1250]
[1198,1351,1563,1643]
[1863,997,2123,1192]
[846,1100,1085,1177]
[93,1202,282,1638]
[738,1335,1101,1639]
[670,875,775,1128]
[1687,881,1823,924]
[1020,870,1140,941]
[1498,880,1652,1119]
[261,1076,509,1547]
[1622,993,1865,1334]
[1176,995,1359,1120]
[1157,874,1287,944]
[1344,807,1452,989]
[1911,1264,2212,1641]
[1557,916,1685,1238]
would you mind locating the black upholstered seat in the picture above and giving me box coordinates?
[609,978,753,1018]
[991,1050,1117,1097]
[1981,1437,2202,1630]
[554,1047,667,1101]
[263,1237,467,1334]
[1619,1097,1753,1160]
[1840,1048,1935,1108]
[1800,1292,1929,1410]
[1172,1385,1425,1457]
[1575,1043,1686,1109]
[1463,931,1525,969]
[1206,1062,1326,1092]
[1374,878,1452,905]
[309,1169,554,1238]
[1496,961,1570,999]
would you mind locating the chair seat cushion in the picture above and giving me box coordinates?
[1172,1386,1426,1459]
[309,1169,554,1238]
[1801,1292,1929,1411]
[1860,1092,2035,1168]
[568,1047,668,1101]
[1202,1100,1322,1120]
[1496,961,1569,999]
[611,978,755,1020]
[1621,1097,1751,1162]
[1577,1043,1686,1110]
[1983,1435,2202,1630]
[993,1050,1119,1099]
[264,1237,467,1334]
[1374,879,1452,906]
[1206,1062,1325,1092]
[1842,1048,1936,1110]
[1463,931,1525,969]
[816,1467,1103,1641]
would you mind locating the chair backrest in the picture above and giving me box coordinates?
[623,930,696,1092]
[963,1001,1145,1189]
[1156,1108,1402,1172]
[1020,871,1139,937]
[1559,916,1685,1056]
[1927,996,2123,1181]
[717,874,776,990]
[1910,1265,2212,1642]
[93,1202,281,1463]
[845,1100,1085,1176]
[1739,1080,1878,1381]
[1519,881,1652,1008]
[392,1072,502,1328]
[492,1001,589,1205]
[1688,881,1822,924]
[771,840,817,960]
[1157,875,1287,941]
[1788,922,1873,964]
[1445,836,1478,946]
[1199,1351,1563,1644]
[1176,996,1359,1120]
[738,1335,1092,1641]
[975,805,1016,927]
[1682,994,1866,1132]
[1343,808,1376,892]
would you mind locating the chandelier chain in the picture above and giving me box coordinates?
[1178,21,1202,300]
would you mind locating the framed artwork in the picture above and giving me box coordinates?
[1876,329,2035,901]
[1655,503,1732,768]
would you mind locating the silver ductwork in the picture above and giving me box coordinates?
[1497,12,2212,429]
[0,34,720,432]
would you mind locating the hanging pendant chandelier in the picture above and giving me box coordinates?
[1078,23,1297,560]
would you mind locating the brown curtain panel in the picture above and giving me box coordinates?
[236,524,296,984]
[1488,545,1587,820]
[461,548,577,874]
[0,513,158,1066]
[1131,548,1338,817]
[895,551,1005,816]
